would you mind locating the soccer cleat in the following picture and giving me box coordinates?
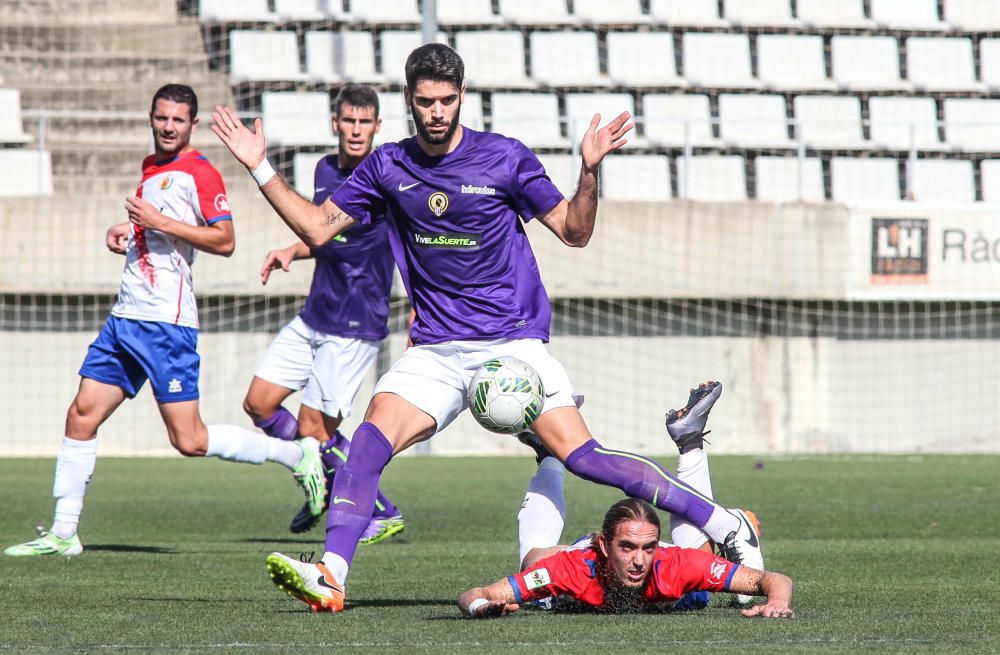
[717,508,764,604]
[292,437,326,518]
[265,552,345,613]
[358,514,405,545]
[5,532,83,557]
[665,380,722,454]
[516,430,554,464]
[289,501,324,534]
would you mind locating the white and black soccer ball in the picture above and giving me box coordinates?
[468,357,545,434]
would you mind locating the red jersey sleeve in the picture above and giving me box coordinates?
[192,160,232,224]
[653,547,739,598]
[507,549,597,604]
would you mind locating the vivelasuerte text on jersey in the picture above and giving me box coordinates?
[331,128,565,345]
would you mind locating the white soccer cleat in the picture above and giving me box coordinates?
[719,508,764,605]
[265,552,345,613]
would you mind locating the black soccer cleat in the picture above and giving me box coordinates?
[665,380,722,454]
[517,430,554,464]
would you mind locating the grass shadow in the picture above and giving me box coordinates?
[86,544,176,554]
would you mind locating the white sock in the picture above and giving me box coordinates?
[51,436,98,539]
[206,424,302,469]
[321,552,349,583]
[517,457,567,566]
[670,448,715,548]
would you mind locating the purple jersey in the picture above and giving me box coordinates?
[298,155,393,341]
[331,128,564,345]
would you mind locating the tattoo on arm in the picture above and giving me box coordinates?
[327,211,350,226]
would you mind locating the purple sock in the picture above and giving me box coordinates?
[320,431,400,520]
[253,406,299,441]
[324,422,394,562]
[564,439,717,529]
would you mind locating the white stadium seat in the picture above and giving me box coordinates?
[830,157,900,205]
[718,94,793,149]
[380,31,448,85]
[980,160,1000,203]
[868,97,945,151]
[797,0,873,28]
[573,0,648,25]
[978,39,1000,91]
[489,93,568,148]
[0,89,31,144]
[455,31,536,89]
[274,0,327,21]
[564,93,638,146]
[461,92,486,131]
[642,94,718,148]
[649,0,728,27]
[199,0,276,22]
[723,0,799,27]
[682,33,759,89]
[831,36,911,92]
[436,0,502,26]
[529,32,607,87]
[906,38,983,93]
[757,35,836,91]
[677,155,747,201]
[537,154,579,197]
[601,155,672,201]
[0,150,52,196]
[944,98,1000,152]
[262,92,337,147]
[305,31,383,84]
[754,156,826,203]
[794,96,868,150]
[499,0,577,25]
[292,151,325,198]
[229,31,305,83]
[349,0,421,24]
[607,32,684,87]
[945,0,1000,30]
[376,92,412,144]
[870,0,947,29]
[908,159,975,203]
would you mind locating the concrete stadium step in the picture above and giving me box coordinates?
[1,52,213,86]
[0,22,205,56]
[47,142,253,183]
[17,73,233,111]
[0,0,177,25]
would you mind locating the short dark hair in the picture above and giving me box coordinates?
[334,84,380,118]
[404,43,464,91]
[600,498,661,545]
[151,84,198,119]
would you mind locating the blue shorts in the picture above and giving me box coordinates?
[79,316,200,403]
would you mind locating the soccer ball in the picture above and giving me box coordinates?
[468,357,545,434]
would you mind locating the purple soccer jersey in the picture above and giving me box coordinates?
[331,128,565,345]
[298,155,394,341]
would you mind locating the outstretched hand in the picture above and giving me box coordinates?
[741,601,796,619]
[579,111,634,170]
[471,600,520,619]
[211,105,266,170]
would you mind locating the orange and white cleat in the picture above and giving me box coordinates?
[265,552,345,613]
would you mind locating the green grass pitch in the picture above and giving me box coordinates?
[1,454,998,654]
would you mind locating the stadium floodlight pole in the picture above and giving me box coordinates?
[422,0,437,45]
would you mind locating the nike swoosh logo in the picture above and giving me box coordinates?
[545,391,558,398]
[742,516,759,548]
[398,181,421,191]
[332,496,356,506]
[316,574,344,594]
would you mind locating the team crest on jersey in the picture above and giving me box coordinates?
[159,177,173,190]
[427,191,449,216]
[525,568,551,590]
[214,193,230,213]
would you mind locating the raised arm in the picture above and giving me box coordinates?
[728,567,796,619]
[210,105,356,246]
[536,111,633,248]
[457,577,520,619]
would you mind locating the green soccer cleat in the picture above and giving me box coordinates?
[358,514,405,546]
[293,437,326,518]
[5,532,83,557]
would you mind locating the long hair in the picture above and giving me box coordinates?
[591,498,661,551]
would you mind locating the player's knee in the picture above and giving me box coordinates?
[66,397,100,434]
[242,393,269,423]
[169,429,207,457]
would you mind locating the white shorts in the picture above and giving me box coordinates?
[254,316,380,419]
[372,338,576,433]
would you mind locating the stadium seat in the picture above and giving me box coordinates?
[978,39,1000,91]
[757,35,836,91]
[229,31,305,83]
[831,36,911,92]
[723,0,800,27]
[529,32,607,87]
[455,31,536,89]
[536,154,579,197]
[980,160,1000,203]
[797,0,874,28]
[262,92,337,147]
[677,155,747,201]
[753,156,826,203]
[944,98,1000,152]
[718,94,794,149]
[376,92,412,144]
[292,151,325,198]
[642,94,718,148]
[380,31,448,85]
[649,0,728,27]
[498,0,577,25]
[489,93,568,148]
[199,0,276,22]
[348,0,421,24]
[830,157,900,205]
[607,32,684,88]
[0,150,52,197]
[436,0,502,25]
[794,96,868,150]
[274,0,328,21]
[868,97,945,151]
[682,33,759,89]
[945,0,1000,30]
[908,159,975,203]
[906,38,984,93]
[564,93,639,146]
[461,92,486,131]
[573,0,649,25]
[870,0,947,29]
[601,155,672,201]
[305,31,383,84]
[0,89,31,144]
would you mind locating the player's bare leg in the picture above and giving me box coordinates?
[243,375,299,441]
